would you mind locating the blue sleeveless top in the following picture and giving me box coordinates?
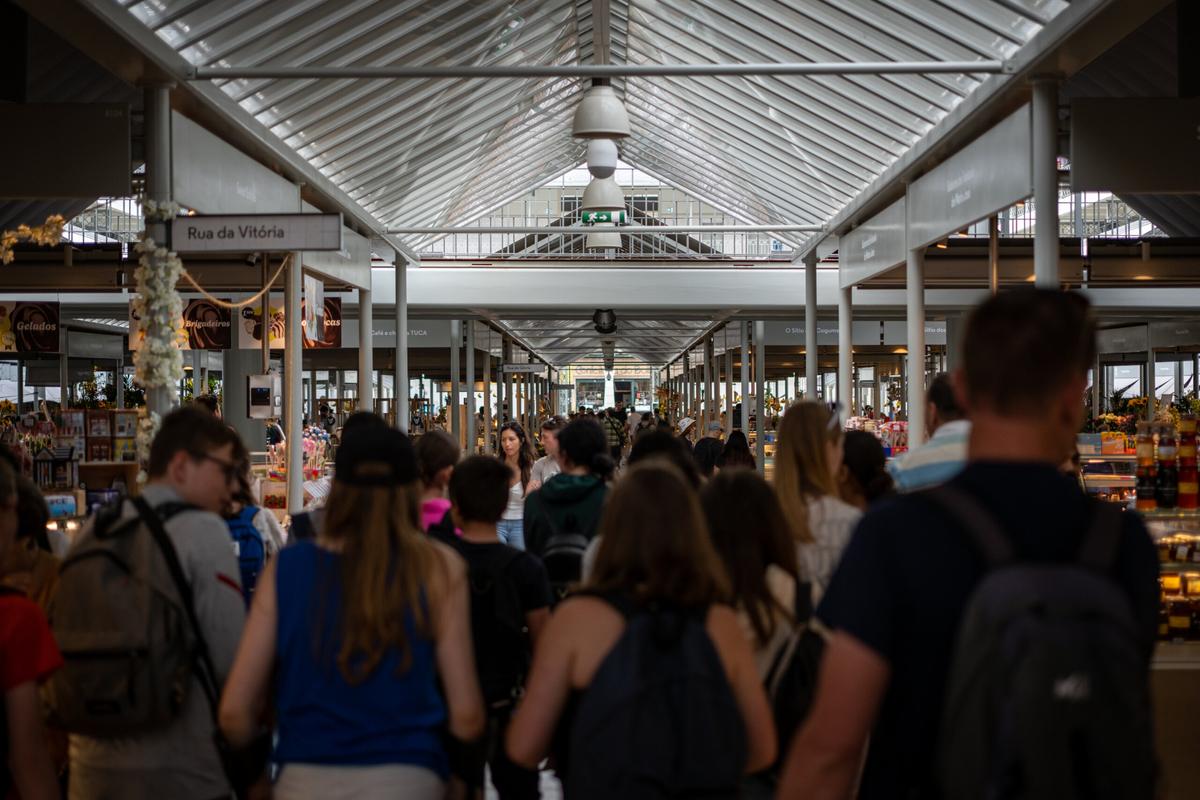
[273,541,447,777]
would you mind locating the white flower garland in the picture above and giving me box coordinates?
[133,197,186,479]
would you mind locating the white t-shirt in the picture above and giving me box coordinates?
[531,455,560,486]
[797,494,862,601]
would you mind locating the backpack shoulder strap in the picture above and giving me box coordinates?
[924,485,1013,567]
[1079,500,1123,572]
[793,577,815,625]
[130,497,222,716]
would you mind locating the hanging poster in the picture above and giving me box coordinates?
[236,298,286,350]
[235,295,341,349]
[303,275,324,341]
[131,298,229,350]
[181,298,232,349]
[301,296,341,349]
[0,302,59,353]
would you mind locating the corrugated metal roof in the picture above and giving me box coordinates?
[113,0,1070,253]
[1061,4,1199,238]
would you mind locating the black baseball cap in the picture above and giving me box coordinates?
[334,427,418,487]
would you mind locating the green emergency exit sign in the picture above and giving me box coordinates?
[581,210,627,224]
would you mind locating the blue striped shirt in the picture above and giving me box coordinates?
[888,420,971,493]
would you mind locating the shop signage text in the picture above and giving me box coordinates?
[0,302,59,353]
[171,213,343,253]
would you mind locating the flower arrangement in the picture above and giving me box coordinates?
[132,197,186,478]
[0,214,66,264]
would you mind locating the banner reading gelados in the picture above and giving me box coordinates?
[0,302,59,352]
[130,298,231,350]
[236,295,341,349]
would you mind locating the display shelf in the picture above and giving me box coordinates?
[1154,641,1200,669]
[1081,453,1137,462]
[1083,475,1135,488]
[79,461,139,468]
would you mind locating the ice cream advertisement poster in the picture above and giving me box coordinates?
[0,302,59,352]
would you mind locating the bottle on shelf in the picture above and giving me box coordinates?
[1156,422,1179,511]
[1179,416,1197,510]
[1136,422,1157,512]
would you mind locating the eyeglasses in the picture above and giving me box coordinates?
[196,453,240,482]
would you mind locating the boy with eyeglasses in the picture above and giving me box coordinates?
[65,406,248,800]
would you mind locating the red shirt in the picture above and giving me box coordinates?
[0,594,62,691]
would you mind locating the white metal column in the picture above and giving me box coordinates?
[682,351,691,419]
[482,336,492,454]
[466,321,476,453]
[144,84,175,417]
[450,320,462,447]
[358,288,373,413]
[754,320,766,474]
[1032,77,1059,289]
[907,248,927,447]
[725,336,734,434]
[740,322,750,432]
[805,251,818,399]
[285,250,303,513]
[838,287,852,423]
[703,338,713,426]
[394,256,409,431]
[988,215,1000,295]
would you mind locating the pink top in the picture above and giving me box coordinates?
[421,498,454,533]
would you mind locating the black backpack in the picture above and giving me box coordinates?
[929,487,1156,800]
[763,579,825,774]
[467,546,530,707]
[566,593,746,800]
[539,507,590,600]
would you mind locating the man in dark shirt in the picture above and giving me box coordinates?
[779,289,1159,799]
[440,455,553,799]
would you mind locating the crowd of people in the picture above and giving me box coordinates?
[0,289,1161,800]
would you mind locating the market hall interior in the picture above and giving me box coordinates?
[1,0,1199,798]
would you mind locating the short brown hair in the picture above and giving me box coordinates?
[449,456,510,523]
[587,462,729,609]
[414,430,460,487]
[963,289,1096,416]
[147,407,237,478]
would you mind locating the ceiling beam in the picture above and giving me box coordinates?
[190,61,1008,80]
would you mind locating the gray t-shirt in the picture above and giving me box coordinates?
[69,483,247,800]
[531,454,560,486]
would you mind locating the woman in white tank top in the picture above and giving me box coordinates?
[497,421,535,549]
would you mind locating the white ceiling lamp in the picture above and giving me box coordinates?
[582,175,625,250]
[581,176,624,211]
[572,84,631,139]
[585,224,623,250]
[587,138,618,179]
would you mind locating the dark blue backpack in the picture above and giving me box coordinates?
[227,506,265,606]
[566,593,746,799]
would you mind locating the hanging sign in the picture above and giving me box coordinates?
[131,298,231,350]
[839,197,906,289]
[303,275,324,340]
[582,210,627,224]
[171,212,343,253]
[301,297,342,349]
[0,302,59,353]
[502,364,545,374]
[234,295,341,349]
[906,104,1032,250]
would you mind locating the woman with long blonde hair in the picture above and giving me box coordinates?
[219,424,484,799]
[774,402,862,598]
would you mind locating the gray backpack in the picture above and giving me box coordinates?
[44,497,210,737]
[930,487,1156,800]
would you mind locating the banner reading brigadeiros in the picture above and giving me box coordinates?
[0,302,59,352]
[130,298,231,350]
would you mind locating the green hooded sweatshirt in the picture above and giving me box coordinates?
[522,473,608,558]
